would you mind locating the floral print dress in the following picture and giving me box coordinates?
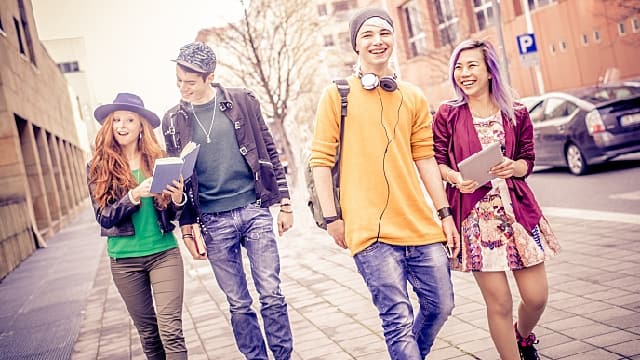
[454,113,560,272]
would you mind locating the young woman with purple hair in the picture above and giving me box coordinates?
[432,39,561,360]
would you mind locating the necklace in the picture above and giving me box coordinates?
[192,95,217,144]
[470,105,498,118]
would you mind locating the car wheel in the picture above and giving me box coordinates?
[565,143,588,175]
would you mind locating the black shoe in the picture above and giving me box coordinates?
[514,322,540,360]
[518,342,540,360]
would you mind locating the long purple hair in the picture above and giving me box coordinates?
[447,39,516,122]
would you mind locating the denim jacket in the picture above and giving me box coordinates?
[161,83,290,227]
[87,164,182,237]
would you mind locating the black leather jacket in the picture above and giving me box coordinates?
[87,165,182,237]
[162,83,290,226]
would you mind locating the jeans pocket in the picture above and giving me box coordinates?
[357,241,381,257]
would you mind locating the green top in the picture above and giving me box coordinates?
[107,169,177,258]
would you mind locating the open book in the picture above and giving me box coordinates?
[457,142,504,186]
[150,141,200,193]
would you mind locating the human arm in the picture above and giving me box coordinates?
[312,166,346,249]
[246,91,293,235]
[415,157,460,259]
[490,108,535,179]
[310,84,347,248]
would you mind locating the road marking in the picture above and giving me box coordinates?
[609,191,640,201]
[543,207,640,225]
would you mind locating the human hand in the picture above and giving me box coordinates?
[441,217,460,260]
[490,157,516,179]
[132,177,153,201]
[181,224,207,260]
[277,210,293,236]
[327,220,347,249]
[164,176,185,204]
[449,170,478,193]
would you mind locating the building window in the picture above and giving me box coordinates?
[13,17,25,55]
[17,0,36,65]
[527,0,555,10]
[472,0,494,31]
[433,0,458,47]
[58,61,80,73]
[323,34,334,47]
[332,0,355,21]
[317,4,327,16]
[332,0,353,12]
[559,40,567,52]
[618,21,626,35]
[338,31,350,52]
[581,34,588,46]
[632,18,639,33]
[593,30,601,42]
[402,0,428,57]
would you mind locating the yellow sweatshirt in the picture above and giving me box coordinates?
[310,76,445,256]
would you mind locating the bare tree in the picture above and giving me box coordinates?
[199,0,323,185]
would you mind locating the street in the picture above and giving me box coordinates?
[530,154,640,214]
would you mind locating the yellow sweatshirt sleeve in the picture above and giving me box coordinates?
[310,83,341,168]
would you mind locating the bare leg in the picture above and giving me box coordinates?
[473,271,520,360]
[513,263,548,338]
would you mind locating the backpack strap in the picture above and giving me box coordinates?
[332,79,350,203]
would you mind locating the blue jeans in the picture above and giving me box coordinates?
[354,242,454,360]
[201,203,292,360]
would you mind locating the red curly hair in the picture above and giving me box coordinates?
[88,112,171,210]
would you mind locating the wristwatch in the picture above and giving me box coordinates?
[437,206,453,220]
[323,216,341,225]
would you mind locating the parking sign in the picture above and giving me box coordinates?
[517,33,538,55]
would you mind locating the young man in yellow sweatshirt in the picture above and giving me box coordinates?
[310,7,460,359]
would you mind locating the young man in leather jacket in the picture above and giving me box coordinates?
[162,42,294,360]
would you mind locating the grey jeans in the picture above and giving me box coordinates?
[110,247,187,360]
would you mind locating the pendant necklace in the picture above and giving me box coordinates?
[192,95,217,144]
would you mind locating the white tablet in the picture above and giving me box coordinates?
[457,142,504,186]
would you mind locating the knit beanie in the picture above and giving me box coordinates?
[349,7,394,52]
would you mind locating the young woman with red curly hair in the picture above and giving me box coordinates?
[87,92,188,360]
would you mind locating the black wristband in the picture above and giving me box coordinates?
[323,216,340,225]
[437,206,453,220]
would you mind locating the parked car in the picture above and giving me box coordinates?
[522,83,640,175]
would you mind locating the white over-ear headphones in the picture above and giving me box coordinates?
[358,71,398,92]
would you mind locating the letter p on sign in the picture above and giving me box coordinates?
[517,33,538,55]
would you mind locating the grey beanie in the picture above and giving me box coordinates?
[349,7,394,52]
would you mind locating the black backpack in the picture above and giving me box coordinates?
[305,79,349,229]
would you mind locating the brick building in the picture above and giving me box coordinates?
[316,0,640,109]
[0,0,88,279]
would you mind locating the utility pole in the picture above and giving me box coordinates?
[522,0,545,94]
[491,0,511,86]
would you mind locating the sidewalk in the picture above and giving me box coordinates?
[1,202,639,360]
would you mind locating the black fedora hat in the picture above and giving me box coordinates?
[93,92,161,128]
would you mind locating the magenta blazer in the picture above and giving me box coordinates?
[432,102,543,233]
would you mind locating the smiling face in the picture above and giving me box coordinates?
[176,65,215,105]
[355,23,394,73]
[111,110,142,148]
[453,47,492,99]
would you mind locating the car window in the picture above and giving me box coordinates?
[528,102,544,123]
[544,98,575,120]
[578,85,640,102]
